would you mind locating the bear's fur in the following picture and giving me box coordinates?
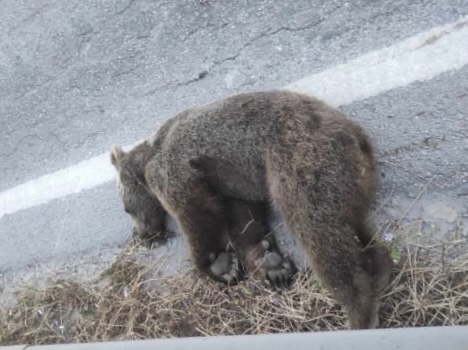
[110,90,392,329]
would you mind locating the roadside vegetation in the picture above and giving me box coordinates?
[1,218,467,346]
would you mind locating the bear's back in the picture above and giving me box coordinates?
[148,90,354,201]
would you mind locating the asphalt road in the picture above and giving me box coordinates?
[1,0,467,292]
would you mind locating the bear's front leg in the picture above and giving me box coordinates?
[225,198,296,290]
[162,176,242,285]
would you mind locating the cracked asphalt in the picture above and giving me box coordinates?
[0,0,467,288]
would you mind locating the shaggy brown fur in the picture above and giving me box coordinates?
[110,90,392,329]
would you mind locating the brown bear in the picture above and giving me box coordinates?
[110,90,392,329]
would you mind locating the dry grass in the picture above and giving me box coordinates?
[1,233,468,346]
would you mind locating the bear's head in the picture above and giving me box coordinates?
[110,145,166,244]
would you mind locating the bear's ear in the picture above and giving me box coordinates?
[110,145,125,168]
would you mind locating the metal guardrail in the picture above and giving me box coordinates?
[2,326,468,350]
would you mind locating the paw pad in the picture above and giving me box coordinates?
[209,251,240,284]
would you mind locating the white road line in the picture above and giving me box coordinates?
[285,17,468,105]
[1,16,468,218]
[0,142,141,218]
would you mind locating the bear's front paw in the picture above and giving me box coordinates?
[209,251,241,285]
[252,239,296,290]
[132,227,173,248]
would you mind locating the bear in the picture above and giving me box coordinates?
[110,90,392,329]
